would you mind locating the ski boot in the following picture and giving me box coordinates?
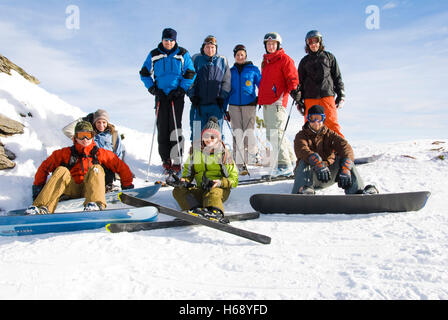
[25,205,50,215]
[84,202,104,211]
[362,185,379,195]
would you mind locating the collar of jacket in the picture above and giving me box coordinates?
[303,121,327,136]
[263,48,285,64]
[232,61,253,73]
[74,140,97,155]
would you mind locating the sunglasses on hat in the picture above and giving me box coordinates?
[75,131,94,140]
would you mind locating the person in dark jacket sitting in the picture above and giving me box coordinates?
[292,105,378,195]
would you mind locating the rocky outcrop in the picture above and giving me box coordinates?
[0,54,40,84]
[0,115,23,170]
[0,141,16,170]
[0,114,24,137]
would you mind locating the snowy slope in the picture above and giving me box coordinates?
[0,71,447,300]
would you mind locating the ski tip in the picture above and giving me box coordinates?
[117,192,123,202]
[105,224,112,233]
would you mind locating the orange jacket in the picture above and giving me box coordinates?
[258,48,299,106]
[33,141,133,187]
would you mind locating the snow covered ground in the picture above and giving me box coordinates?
[1,71,447,300]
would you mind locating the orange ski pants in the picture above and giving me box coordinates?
[304,96,344,138]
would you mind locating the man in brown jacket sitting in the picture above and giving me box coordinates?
[292,104,378,195]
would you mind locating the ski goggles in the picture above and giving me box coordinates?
[307,113,325,123]
[203,35,217,46]
[264,33,280,42]
[307,37,320,45]
[162,38,175,42]
[75,131,94,140]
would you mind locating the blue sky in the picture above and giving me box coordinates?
[1,0,447,143]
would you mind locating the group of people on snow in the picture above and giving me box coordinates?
[26,27,377,217]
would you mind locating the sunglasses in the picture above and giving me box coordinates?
[75,131,94,140]
[163,38,175,42]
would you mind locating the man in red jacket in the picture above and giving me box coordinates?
[258,32,299,176]
[26,121,134,214]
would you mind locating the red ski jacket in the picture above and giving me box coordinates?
[258,49,299,107]
[33,141,133,187]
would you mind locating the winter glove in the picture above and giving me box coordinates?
[335,91,345,109]
[32,184,44,201]
[337,158,353,189]
[216,97,225,109]
[82,112,94,124]
[148,85,165,98]
[289,88,302,103]
[336,99,345,109]
[224,111,231,122]
[167,87,186,102]
[121,184,134,190]
[296,100,306,116]
[190,96,200,106]
[308,153,331,183]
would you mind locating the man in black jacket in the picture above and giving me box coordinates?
[294,30,346,137]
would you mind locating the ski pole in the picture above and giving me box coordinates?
[146,101,160,182]
[171,101,183,170]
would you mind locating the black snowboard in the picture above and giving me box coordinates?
[250,191,431,214]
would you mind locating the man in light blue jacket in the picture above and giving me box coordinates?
[140,28,196,173]
[188,35,231,142]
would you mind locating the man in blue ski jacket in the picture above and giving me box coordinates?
[188,35,231,142]
[140,28,196,173]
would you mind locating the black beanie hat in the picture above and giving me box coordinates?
[308,105,325,115]
[162,28,177,41]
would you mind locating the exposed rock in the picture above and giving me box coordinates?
[0,114,24,137]
[0,142,16,170]
[0,53,40,84]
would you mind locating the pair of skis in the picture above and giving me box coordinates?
[107,193,271,245]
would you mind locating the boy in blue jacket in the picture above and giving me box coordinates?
[140,28,196,173]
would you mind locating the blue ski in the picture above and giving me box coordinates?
[0,206,158,236]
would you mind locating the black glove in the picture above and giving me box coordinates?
[168,87,186,102]
[190,96,200,106]
[289,88,301,102]
[216,97,225,109]
[296,100,306,116]
[121,184,134,190]
[148,85,165,98]
[290,88,305,115]
[308,153,331,183]
[201,176,215,192]
[82,112,94,123]
[337,158,353,189]
[32,184,44,201]
[224,111,231,122]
